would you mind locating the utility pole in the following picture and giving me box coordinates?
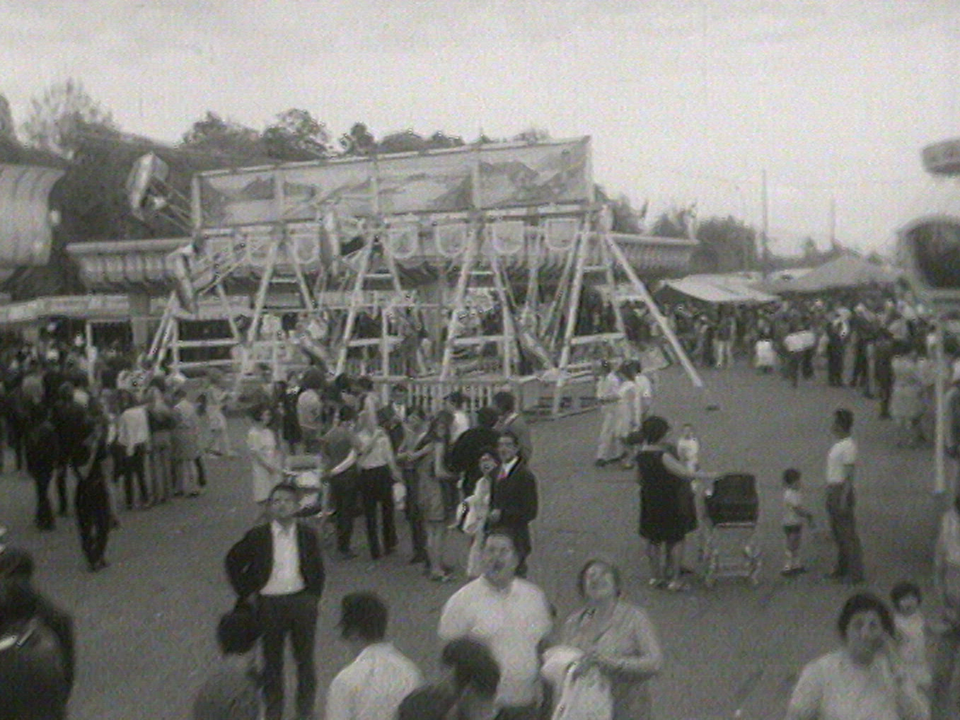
[828,196,836,248]
[760,169,769,277]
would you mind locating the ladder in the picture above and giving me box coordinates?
[333,232,404,377]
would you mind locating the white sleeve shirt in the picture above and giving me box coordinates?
[826,437,857,485]
[325,642,422,720]
[261,522,305,596]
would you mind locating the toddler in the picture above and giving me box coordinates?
[891,581,931,696]
[676,423,700,472]
[781,468,814,575]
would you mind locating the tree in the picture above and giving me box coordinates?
[376,129,427,154]
[512,126,551,143]
[21,78,116,157]
[595,185,647,234]
[261,108,330,161]
[339,122,376,156]
[0,94,14,141]
[424,130,465,151]
[649,207,688,239]
[800,236,819,263]
[689,215,758,273]
[180,111,263,159]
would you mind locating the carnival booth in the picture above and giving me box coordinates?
[144,138,700,414]
[897,137,960,494]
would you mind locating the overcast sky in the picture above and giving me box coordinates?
[2,0,960,255]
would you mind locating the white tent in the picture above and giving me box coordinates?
[658,273,779,304]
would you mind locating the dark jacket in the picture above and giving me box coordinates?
[489,460,538,558]
[225,523,325,601]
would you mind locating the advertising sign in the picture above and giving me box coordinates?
[195,138,592,229]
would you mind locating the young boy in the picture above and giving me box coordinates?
[891,581,931,696]
[781,468,814,575]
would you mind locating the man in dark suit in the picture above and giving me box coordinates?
[488,431,538,577]
[226,482,325,720]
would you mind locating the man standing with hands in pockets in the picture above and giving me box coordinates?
[226,481,326,720]
[824,408,864,585]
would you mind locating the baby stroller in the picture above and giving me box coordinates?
[701,473,761,587]
[286,455,335,548]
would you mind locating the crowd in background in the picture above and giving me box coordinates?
[665,292,947,448]
[2,283,960,719]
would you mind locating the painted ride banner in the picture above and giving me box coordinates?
[195,137,592,229]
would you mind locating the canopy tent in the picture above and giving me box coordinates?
[657,273,779,305]
[773,254,900,293]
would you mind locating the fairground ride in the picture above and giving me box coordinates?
[142,137,701,412]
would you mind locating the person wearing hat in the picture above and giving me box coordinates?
[326,592,422,720]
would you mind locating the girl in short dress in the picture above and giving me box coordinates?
[246,403,283,515]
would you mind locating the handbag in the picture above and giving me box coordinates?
[551,663,613,720]
[223,598,262,643]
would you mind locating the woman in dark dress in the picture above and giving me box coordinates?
[634,416,714,592]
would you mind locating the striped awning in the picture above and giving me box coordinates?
[0,164,65,267]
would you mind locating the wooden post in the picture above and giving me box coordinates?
[440,227,480,381]
[335,236,375,376]
[558,228,587,370]
[214,282,241,342]
[603,231,704,389]
[245,234,282,346]
[488,249,518,378]
[935,319,947,495]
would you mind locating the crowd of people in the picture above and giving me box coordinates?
[3,284,960,719]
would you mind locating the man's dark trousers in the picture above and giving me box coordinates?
[260,591,319,720]
[329,468,358,553]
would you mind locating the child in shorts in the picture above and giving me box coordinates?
[781,468,814,575]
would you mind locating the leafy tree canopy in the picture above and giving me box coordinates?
[512,126,551,143]
[690,215,757,273]
[180,111,264,161]
[339,122,377,156]
[262,108,331,161]
[21,78,116,158]
[0,95,14,142]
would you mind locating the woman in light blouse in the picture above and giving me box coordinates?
[560,559,663,720]
[786,592,928,720]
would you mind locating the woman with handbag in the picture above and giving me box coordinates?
[554,559,663,720]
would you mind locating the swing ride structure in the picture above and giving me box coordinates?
[145,136,701,413]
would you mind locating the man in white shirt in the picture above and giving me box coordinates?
[446,391,471,444]
[594,360,622,467]
[438,529,552,720]
[326,592,422,720]
[825,408,864,584]
[226,482,326,720]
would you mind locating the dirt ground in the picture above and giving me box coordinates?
[0,360,947,720]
